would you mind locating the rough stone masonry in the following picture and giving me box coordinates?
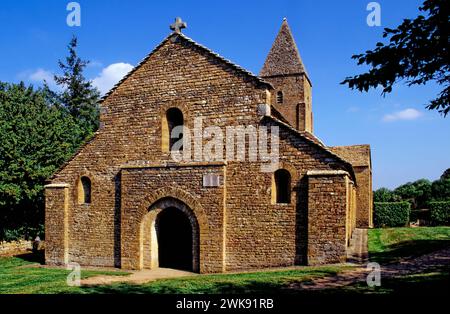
[44,18,372,273]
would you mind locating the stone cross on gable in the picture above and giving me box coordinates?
[170,17,187,33]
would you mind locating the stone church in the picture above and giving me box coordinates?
[45,19,372,273]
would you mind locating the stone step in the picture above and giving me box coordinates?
[346,228,368,264]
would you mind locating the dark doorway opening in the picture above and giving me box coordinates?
[156,207,193,271]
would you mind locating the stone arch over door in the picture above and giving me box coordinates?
[141,197,200,272]
[121,187,209,272]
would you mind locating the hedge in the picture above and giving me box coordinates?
[374,202,411,227]
[0,224,45,242]
[429,201,450,226]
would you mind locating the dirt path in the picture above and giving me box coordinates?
[81,247,450,288]
[81,268,197,286]
[293,247,450,290]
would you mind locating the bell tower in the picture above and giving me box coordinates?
[260,19,313,133]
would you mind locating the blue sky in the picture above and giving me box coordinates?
[0,0,448,189]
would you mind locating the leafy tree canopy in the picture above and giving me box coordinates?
[342,0,449,115]
[54,36,100,139]
[0,82,82,238]
[441,168,450,180]
[0,37,101,241]
[394,179,432,209]
[373,187,400,202]
[431,178,450,201]
[375,175,450,210]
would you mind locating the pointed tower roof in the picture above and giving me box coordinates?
[260,19,308,78]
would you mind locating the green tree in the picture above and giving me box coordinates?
[441,168,450,180]
[54,36,100,140]
[373,187,399,202]
[431,178,450,201]
[0,82,82,240]
[342,0,449,115]
[413,179,432,208]
[394,179,432,209]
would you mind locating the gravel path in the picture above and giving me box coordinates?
[81,268,196,286]
[80,247,450,288]
[293,247,450,290]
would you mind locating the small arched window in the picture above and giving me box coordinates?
[273,169,291,204]
[162,108,184,152]
[78,176,91,204]
[276,91,284,104]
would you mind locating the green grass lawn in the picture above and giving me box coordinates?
[368,226,450,264]
[0,253,130,294]
[81,266,347,294]
[330,226,450,295]
[327,266,450,295]
[0,253,347,294]
[1,226,449,294]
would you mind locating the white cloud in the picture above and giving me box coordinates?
[346,106,360,113]
[382,108,423,122]
[92,62,134,94]
[29,68,53,82]
[27,68,58,89]
[87,60,103,68]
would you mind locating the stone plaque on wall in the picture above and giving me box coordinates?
[203,174,221,187]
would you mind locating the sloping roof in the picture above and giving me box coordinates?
[260,19,309,78]
[48,132,99,181]
[100,32,273,103]
[49,32,274,181]
[329,145,372,168]
[263,115,357,183]
[270,105,291,124]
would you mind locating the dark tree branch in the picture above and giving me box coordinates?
[342,0,449,116]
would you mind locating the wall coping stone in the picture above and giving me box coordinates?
[121,161,227,169]
[307,170,349,176]
[44,183,69,188]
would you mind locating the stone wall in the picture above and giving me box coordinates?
[45,184,69,265]
[47,34,268,268]
[0,240,32,256]
[120,163,226,273]
[45,32,362,272]
[329,145,373,228]
[224,119,355,270]
[354,166,373,228]
[307,171,353,265]
[262,75,313,133]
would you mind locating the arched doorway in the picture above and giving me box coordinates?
[140,197,200,272]
[155,207,193,271]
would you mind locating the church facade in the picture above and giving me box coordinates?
[45,19,372,273]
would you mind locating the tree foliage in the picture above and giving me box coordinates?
[431,178,450,201]
[375,175,450,211]
[394,179,432,209]
[0,82,82,239]
[0,36,101,241]
[373,187,400,202]
[441,168,450,180]
[54,36,100,140]
[374,202,411,227]
[429,201,450,225]
[342,0,450,115]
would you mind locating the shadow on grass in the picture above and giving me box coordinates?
[58,264,450,295]
[79,267,342,294]
[369,239,450,264]
[80,280,300,295]
[382,266,450,294]
[14,250,45,265]
[335,266,450,295]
